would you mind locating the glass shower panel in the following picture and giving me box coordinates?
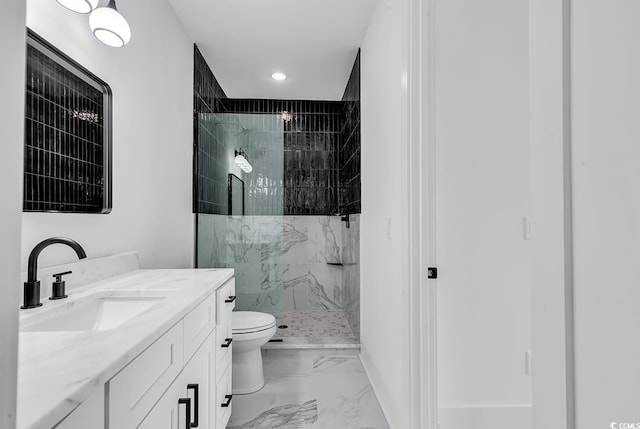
[197,113,285,329]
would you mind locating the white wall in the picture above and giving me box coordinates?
[571,1,640,427]
[529,0,573,427]
[433,0,531,426]
[360,0,411,427]
[23,0,194,270]
[0,1,26,427]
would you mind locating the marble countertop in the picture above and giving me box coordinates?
[17,268,234,429]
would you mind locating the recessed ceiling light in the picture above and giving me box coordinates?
[271,72,287,81]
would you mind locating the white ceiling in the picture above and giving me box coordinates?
[169,0,376,100]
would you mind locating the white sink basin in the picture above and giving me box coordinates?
[21,291,173,332]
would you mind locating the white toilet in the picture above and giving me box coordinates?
[231,311,277,394]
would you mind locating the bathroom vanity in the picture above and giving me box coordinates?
[18,266,235,429]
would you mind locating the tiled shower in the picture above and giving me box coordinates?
[194,46,361,344]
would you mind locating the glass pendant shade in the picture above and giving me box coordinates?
[89,0,131,48]
[235,154,253,173]
[56,0,99,14]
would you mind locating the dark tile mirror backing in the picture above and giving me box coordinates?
[24,29,112,214]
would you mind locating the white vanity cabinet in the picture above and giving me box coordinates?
[54,276,235,429]
[108,321,186,428]
[213,278,235,429]
[138,333,213,429]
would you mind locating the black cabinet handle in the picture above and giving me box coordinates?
[225,295,236,303]
[178,397,191,428]
[187,384,199,427]
[221,394,233,408]
[221,338,233,348]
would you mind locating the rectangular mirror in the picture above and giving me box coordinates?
[24,29,112,213]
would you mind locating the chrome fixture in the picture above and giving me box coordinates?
[235,149,253,173]
[22,237,87,309]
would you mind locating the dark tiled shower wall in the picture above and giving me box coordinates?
[193,46,361,216]
[193,45,228,213]
[340,50,361,214]
[223,99,343,215]
[194,45,227,114]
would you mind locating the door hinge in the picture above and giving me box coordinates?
[427,267,438,279]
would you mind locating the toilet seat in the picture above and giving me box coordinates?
[232,311,276,334]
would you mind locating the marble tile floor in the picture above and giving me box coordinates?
[227,354,389,429]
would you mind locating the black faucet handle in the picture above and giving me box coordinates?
[50,271,72,300]
[53,271,72,282]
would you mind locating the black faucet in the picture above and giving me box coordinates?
[22,237,87,309]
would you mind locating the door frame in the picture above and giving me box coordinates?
[0,2,27,429]
[404,0,438,427]
[405,1,575,428]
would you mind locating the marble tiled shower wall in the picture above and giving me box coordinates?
[283,215,360,337]
[197,214,360,338]
[197,214,285,323]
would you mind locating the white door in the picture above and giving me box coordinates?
[433,0,532,427]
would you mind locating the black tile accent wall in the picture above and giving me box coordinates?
[193,47,361,216]
[224,99,342,215]
[24,31,111,213]
[194,45,228,214]
[340,50,361,214]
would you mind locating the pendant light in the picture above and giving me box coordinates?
[57,0,99,14]
[89,0,131,48]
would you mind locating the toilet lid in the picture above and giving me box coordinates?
[232,311,276,333]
